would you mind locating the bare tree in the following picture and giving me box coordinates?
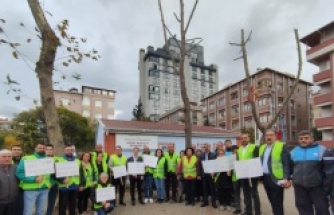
[230,29,302,136]
[158,0,200,148]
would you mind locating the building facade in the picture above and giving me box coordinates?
[202,68,312,144]
[0,118,12,130]
[139,38,219,120]
[54,86,116,121]
[301,21,334,147]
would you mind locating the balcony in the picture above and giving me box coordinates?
[306,37,334,62]
[313,69,332,84]
[313,92,333,106]
[315,116,334,128]
[258,105,270,113]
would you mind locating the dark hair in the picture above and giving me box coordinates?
[155,149,163,156]
[45,144,54,149]
[34,142,45,148]
[298,130,312,137]
[179,150,185,155]
[224,139,232,144]
[64,144,73,149]
[11,144,22,149]
[80,152,91,161]
[185,147,194,155]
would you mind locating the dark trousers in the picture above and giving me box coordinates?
[16,188,23,215]
[241,178,261,215]
[130,177,143,201]
[184,179,196,204]
[217,188,232,206]
[46,185,58,215]
[233,181,241,210]
[78,188,91,213]
[294,184,330,215]
[114,177,126,203]
[263,174,284,215]
[165,172,177,199]
[59,190,77,215]
[195,179,203,200]
[0,201,17,215]
[202,174,216,205]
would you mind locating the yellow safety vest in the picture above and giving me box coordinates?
[182,156,197,178]
[259,141,284,179]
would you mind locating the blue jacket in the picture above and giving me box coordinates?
[290,142,326,188]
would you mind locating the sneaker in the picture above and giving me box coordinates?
[144,198,148,203]
[219,206,226,211]
[233,209,242,214]
[149,198,154,203]
[226,206,232,212]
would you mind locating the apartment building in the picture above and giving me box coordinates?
[301,21,334,147]
[202,68,312,144]
[54,86,116,122]
[139,38,219,120]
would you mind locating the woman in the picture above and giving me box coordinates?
[93,152,110,183]
[143,148,154,203]
[177,150,185,203]
[195,148,203,202]
[78,152,95,215]
[153,149,167,203]
[91,173,115,215]
[214,148,233,211]
[178,147,198,206]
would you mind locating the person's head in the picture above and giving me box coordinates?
[45,144,54,157]
[168,144,174,153]
[203,143,210,153]
[81,152,91,162]
[185,147,194,157]
[217,148,225,157]
[34,143,46,156]
[99,172,109,184]
[216,142,223,151]
[298,130,314,147]
[155,149,163,157]
[115,145,122,156]
[196,149,202,157]
[95,144,103,153]
[0,149,12,166]
[143,145,150,154]
[133,147,139,156]
[64,144,74,157]
[191,144,197,151]
[180,150,185,158]
[96,152,103,162]
[241,133,250,146]
[232,145,239,154]
[11,145,22,157]
[224,140,232,149]
[265,129,276,145]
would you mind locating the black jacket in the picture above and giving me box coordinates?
[199,151,216,176]
[127,156,144,178]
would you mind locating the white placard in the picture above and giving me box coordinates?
[143,155,158,168]
[202,160,219,173]
[96,186,115,202]
[216,155,236,172]
[127,162,145,175]
[116,134,158,150]
[55,161,79,178]
[112,165,127,178]
[234,158,263,179]
[24,158,55,177]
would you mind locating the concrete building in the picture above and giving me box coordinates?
[301,21,334,147]
[202,68,312,145]
[139,38,219,120]
[158,102,204,126]
[54,86,116,122]
[0,118,12,130]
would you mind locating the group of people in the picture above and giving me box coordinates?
[0,129,334,215]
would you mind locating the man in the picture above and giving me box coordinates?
[109,145,127,206]
[11,145,23,164]
[224,140,233,156]
[215,142,223,155]
[238,133,261,215]
[16,143,51,215]
[45,144,58,215]
[199,143,217,208]
[57,144,81,215]
[259,129,291,215]
[290,130,329,215]
[0,149,19,215]
[127,147,144,205]
[91,144,109,165]
[142,145,154,203]
[324,148,334,214]
[164,144,179,202]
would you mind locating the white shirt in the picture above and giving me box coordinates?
[262,144,273,174]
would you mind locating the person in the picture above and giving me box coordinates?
[16,142,51,215]
[214,148,233,211]
[195,149,203,202]
[224,140,233,156]
[230,143,242,215]
[91,144,109,170]
[57,144,81,215]
[93,152,111,183]
[91,172,115,215]
[11,144,23,215]
[215,142,223,155]
[0,149,19,215]
[78,152,95,215]
[164,144,179,202]
[290,130,329,215]
[109,145,127,206]
[153,149,167,203]
[199,143,217,208]
[45,144,58,215]
[238,133,261,215]
[127,147,144,205]
[259,129,291,215]
[323,147,334,214]
[177,150,185,203]
[142,145,154,204]
[178,147,199,206]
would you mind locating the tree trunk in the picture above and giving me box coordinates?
[28,0,64,154]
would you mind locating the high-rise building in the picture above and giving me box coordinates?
[54,86,116,121]
[301,21,334,147]
[201,68,312,145]
[139,38,219,120]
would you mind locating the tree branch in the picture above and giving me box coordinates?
[158,0,168,45]
[185,0,199,33]
[173,12,181,23]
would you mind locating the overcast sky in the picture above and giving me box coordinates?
[0,0,333,120]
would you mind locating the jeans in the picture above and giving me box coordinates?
[241,178,261,215]
[143,175,153,198]
[154,178,165,200]
[95,203,114,215]
[23,189,49,215]
[46,185,58,215]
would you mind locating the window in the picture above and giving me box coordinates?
[277,82,283,92]
[290,100,295,108]
[260,115,268,122]
[108,91,114,97]
[82,110,90,117]
[102,90,108,95]
[148,70,160,78]
[209,113,215,122]
[219,123,226,129]
[192,71,197,79]
[243,89,248,96]
[164,88,169,94]
[209,84,213,89]
[232,120,239,129]
[231,92,238,100]
[219,109,226,118]
[95,113,102,119]
[61,98,70,106]
[108,101,114,109]
[244,103,251,111]
[278,97,283,106]
[163,72,170,80]
[192,66,197,71]
[149,93,160,100]
[107,114,113,120]
[95,100,102,107]
[244,117,253,127]
[152,101,159,108]
[84,88,92,93]
[149,85,160,93]
[209,71,213,76]
[95,89,101,94]
[232,105,239,114]
[209,101,215,109]
[149,56,159,63]
[258,97,267,106]
[82,97,90,106]
[218,97,225,106]
[174,90,179,95]
[201,81,205,87]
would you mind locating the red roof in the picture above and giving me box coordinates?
[100,119,239,137]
